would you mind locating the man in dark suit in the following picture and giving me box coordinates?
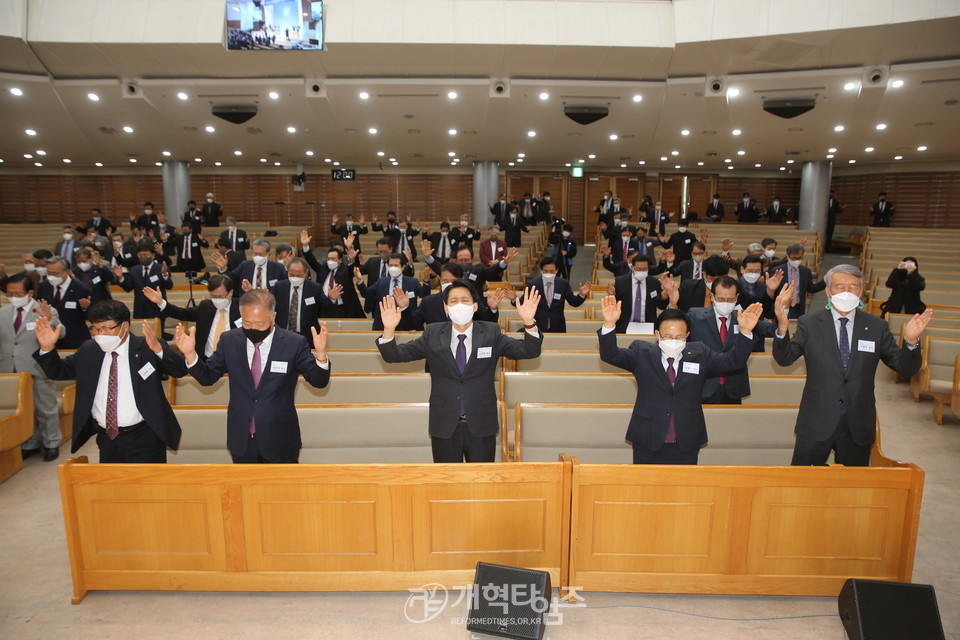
[479,226,508,280]
[213,238,244,272]
[357,253,430,331]
[736,192,759,223]
[489,193,515,227]
[273,258,338,341]
[672,255,732,313]
[137,202,161,238]
[598,197,625,229]
[516,257,590,333]
[378,281,543,462]
[37,256,92,349]
[300,242,365,318]
[738,255,783,320]
[175,290,330,463]
[170,222,208,272]
[611,225,640,264]
[371,211,401,243]
[219,217,250,257]
[826,191,844,251]
[869,191,895,227]
[396,263,501,330]
[705,194,725,222]
[147,274,240,362]
[450,215,480,251]
[213,238,288,297]
[182,200,203,234]
[597,299,765,464]
[201,192,223,227]
[645,201,671,237]
[772,265,932,466]
[72,247,114,305]
[658,223,697,263]
[422,221,458,263]
[595,190,615,226]
[548,222,578,280]
[82,208,113,236]
[513,193,540,225]
[670,242,708,280]
[611,255,667,332]
[112,241,174,318]
[424,243,513,292]
[764,197,789,224]
[55,226,80,267]
[331,213,368,252]
[688,276,778,404]
[33,300,187,462]
[394,219,420,260]
[771,244,825,319]
[498,209,530,248]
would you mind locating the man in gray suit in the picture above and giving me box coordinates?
[377,280,543,463]
[0,274,64,461]
[773,264,933,466]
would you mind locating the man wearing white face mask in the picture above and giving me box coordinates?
[394,262,501,330]
[0,274,63,461]
[659,223,697,263]
[33,300,187,463]
[356,253,430,331]
[736,192,758,223]
[37,256,92,349]
[773,264,933,466]
[770,243,825,319]
[598,299,764,464]
[201,192,223,228]
[273,258,339,341]
[212,238,288,298]
[378,281,543,462]
[611,255,668,332]
[516,257,591,333]
[55,226,79,267]
[705,193,725,222]
[145,275,240,361]
[72,247,115,305]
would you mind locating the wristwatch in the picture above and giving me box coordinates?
[523,322,537,329]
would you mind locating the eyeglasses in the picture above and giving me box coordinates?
[90,323,123,335]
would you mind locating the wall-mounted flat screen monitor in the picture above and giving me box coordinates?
[226,0,323,50]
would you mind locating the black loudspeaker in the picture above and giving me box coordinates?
[466,562,551,640]
[838,578,944,640]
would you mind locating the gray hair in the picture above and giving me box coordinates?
[747,242,763,253]
[239,289,275,312]
[46,256,68,269]
[286,257,310,273]
[252,238,271,252]
[225,216,237,224]
[824,264,864,289]
[786,243,805,255]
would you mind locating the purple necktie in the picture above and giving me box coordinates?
[839,317,850,414]
[633,279,645,322]
[791,267,800,304]
[456,334,467,417]
[249,341,263,434]
[13,307,23,333]
[665,357,677,443]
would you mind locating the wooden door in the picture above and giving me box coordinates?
[687,175,717,219]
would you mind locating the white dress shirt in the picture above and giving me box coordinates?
[450,324,474,364]
[186,326,329,369]
[91,338,148,428]
[205,308,228,357]
[830,307,855,347]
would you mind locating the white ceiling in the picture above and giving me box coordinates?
[1,17,959,174]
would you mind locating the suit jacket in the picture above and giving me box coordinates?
[332,223,367,251]
[513,199,540,223]
[360,275,430,331]
[671,258,704,281]
[219,227,250,256]
[201,201,223,227]
[118,261,173,318]
[688,307,776,399]
[764,204,788,223]
[426,258,505,291]
[0,300,61,376]
[520,276,585,333]
[72,263,114,305]
[450,227,480,251]
[34,336,187,452]
[490,201,515,226]
[705,202,724,221]
[388,227,420,259]
[772,263,826,318]
[479,238,507,266]
[55,239,79,266]
[37,277,92,349]
[400,291,499,331]
[137,213,161,235]
[83,216,113,236]
[182,209,204,233]
[736,200,759,223]
[827,198,843,222]
[302,252,366,318]
[882,268,926,315]
[613,274,665,331]
[773,309,921,445]
[598,328,755,453]
[611,238,641,264]
[549,235,578,267]
[422,232,458,260]
[172,233,208,271]
[498,215,529,247]
[187,328,329,458]
[645,210,670,237]
[224,249,244,272]
[161,298,241,361]
[225,259,288,297]
[378,321,542,437]
[869,200,895,227]
[677,278,708,313]
[273,279,333,341]
[661,231,697,263]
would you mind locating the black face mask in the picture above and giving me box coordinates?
[139,256,153,267]
[243,326,271,344]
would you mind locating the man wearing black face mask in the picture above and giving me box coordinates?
[869,191,895,227]
[112,241,172,318]
[175,289,331,464]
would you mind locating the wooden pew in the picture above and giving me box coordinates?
[909,336,960,424]
[0,373,34,482]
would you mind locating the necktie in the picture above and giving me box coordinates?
[183,236,191,259]
[380,261,387,278]
[54,286,61,305]
[13,307,23,333]
[250,341,263,434]
[328,270,336,291]
[633,279,645,322]
[392,279,399,293]
[665,357,677,442]
[718,317,728,386]
[105,352,119,440]
[62,241,71,260]
[231,229,236,250]
[545,283,553,330]
[82,272,91,288]
[623,240,629,260]
[456,334,467,375]
[255,266,263,289]
[212,309,226,350]
[694,263,701,280]
[839,317,850,371]
[440,236,448,259]
[791,267,800,304]
[289,286,299,331]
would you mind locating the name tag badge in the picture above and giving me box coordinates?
[64,301,77,309]
[149,275,160,282]
[682,361,700,375]
[124,253,132,259]
[268,279,278,287]
[553,293,562,300]
[25,322,36,331]
[733,325,740,334]
[191,242,198,247]
[234,318,243,328]
[684,238,692,244]
[304,296,316,306]
[407,291,416,298]
[858,339,875,353]
[138,362,156,380]
[270,361,288,373]
[467,273,478,281]
[467,234,474,239]
[477,347,493,359]
[92,276,102,284]
[649,290,658,299]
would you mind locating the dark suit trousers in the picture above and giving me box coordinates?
[231,433,299,464]
[703,386,742,405]
[791,414,871,467]
[431,420,496,463]
[632,442,698,465]
[96,422,166,463]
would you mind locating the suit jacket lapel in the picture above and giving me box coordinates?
[820,311,846,373]
[438,322,461,378]
[127,337,141,394]
[647,346,671,392]
[848,313,870,371]
[464,322,485,375]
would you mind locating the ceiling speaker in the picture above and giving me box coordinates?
[564,105,609,125]
[212,104,258,125]
[762,98,815,119]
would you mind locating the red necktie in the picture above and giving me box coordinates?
[255,267,263,289]
[718,317,728,386]
[665,357,677,442]
[54,287,61,305]
[328,270,336,289]
[13,307,23,333]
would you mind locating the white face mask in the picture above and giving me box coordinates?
[764,249,776,258]
[46,275,64,287]
[207,198,214,203]
[211,297,231,310]
[713,198,720,204]
[713,301,736,317]
[499,199,506,204]
[144,209,153,215]
[561,231,570,238]
[460,221,468,227]
[77,261,92,272]
[830,291,861,313]
[8,295,31,309]
[658,338,686,359]
[441,231,448,236]
[633,270,648,281]
[326,260,340,271]
[787,259,802,268]
[773,201,780,207]
[742,272,761,284]
[544,196,550,201]
[287,276,305,287]
[63,233,73,241]
[446,303,474,325]
[692,255,704,264]
[440,282,452,292]
[23,263,36,272]
[252,255,268,267]
[541,273,556,283]
[387,266,403,279]
[678,227,687,234]
[35,266,48,276]
[114,241,123,249]
[93,325,127,353]
[903,262,916,270]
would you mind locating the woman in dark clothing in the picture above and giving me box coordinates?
[881,256,926,317]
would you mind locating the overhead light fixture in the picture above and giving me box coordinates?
[843,81,857,91]
[162,151,171,156]
[95,162,103,167]
[891,79,904,88]
[388,158,396,162]
[620,163,627,168]
[34,162,42,167]
[129,158,137,163]
[727,165,734,170]
[609,134,618,140]
[726,88,740,98]
[875,123,887,130]
[826,154,835,159]
[451,161,457,166]
[779,166,786,171]
[786,159,794,164]
[576,159,584,163]
[447,91,458,100]
[205,125,215,133]
[508,162,515,166]
[368,127,378,134]
[894,155,903,160]
[377,151,385,156]
[123,126,134,133]
[391,161,398,166]
[177,91,188,100]
[697,161,704,166]
[359,91,369,100]
[864,147,874,152]
[539,92,549,101]
[638,160,645,165]
[565,162,571,167]
[155,162,162,166]
[828,147,837,153]
[588,154,596,159]
[305,150,314,156]
[234,150,242,156]
[25,128,37,136]
[834,124,845,132]
[681,129,690,136]
[448,151,456,157]
[724,158,731,163]
[259,158,267,163]
[87,92,100,102]
[216,161,223,166]
[676,165,682,169]
[268,91,279,100]
[754,163,761,168]
[448,129,457,135]
[516,158,523,163]
[737,150,745,155]
[35,150,46,156]
[10,87,22,96]
[63,158,71,163]
[287,126,297,133]
[333,161,340,166]
[517,153,525,158]
[917,145,927,151]
[194,157,202,162]
[23,153,32,159]
[660,156,668,161]
[273,161,280,166]
[732,129,741,136]
[324,158,332,162]
[671,150,679,156]
[848,159,856,164]
[527,130,536,137]
[632,94,642,102]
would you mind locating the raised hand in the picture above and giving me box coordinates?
[328,284,343,301]
[142,320,161,353]
[34,316,60,351]
[903,308,934,345]
[799,238,809,248]
[311,321,329,360]
[142,286,164,306]
[331,214,339,225]
[774,282,794,332]
[112,264,124,279]
[345,231,355,246]
[606,282,615,295]
[300,229,312,247]
[504,247,519,263]
[486,288,505,309]
[721,238,734,252]
[78,296,92,310]
[153,242,164,255]
[353,266,362,281]
[197,232,205,241]
[765,269,785,296]
[379,295,403,332]
[516,286,542,325]
[737,302,764,334]
[241,279,252,292]
[345,243,358,262]
[578,281,592,297]
[210,251,227,270]
[601,245,612,257]
[37,299,53,321]
[358,215,366,224]
[600,295,622,328]
[403,247,413,264]
[393,285,411,310]
[421,238,432,256]
[502,287,518,302]
[174,323,197,359]
[161,262,169,278]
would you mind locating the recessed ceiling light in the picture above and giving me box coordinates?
[451,161,457,166]
[448,129,457,135]
[388,158,396,162]
[87,92,100,102]
[539,92,549,101]
[287,126,297,133]
[517,153,525,158]
[95,162,103,167]
[620,163,627,168]
[609,134,619,140]
[848,159,856,164]
[726,88,740,98]
[305,150,314,156]
[697,161,704,166]
[259,158,267,163]
[447,91,458,100]
[194,158,202,162]
[162,151,171,157]
[894,155,903,160]
[732,129,742,136]
[671,150,679,156]
[864,147,874,153]
[268,91,279,100]
[826,154,834,159]
[391,161,398,166]
[891,79,904,88]
[754,163,761,168]
[34,162,42,167]
[737,150,745,155]
[63,158,71,163]
[205,125,215,133]
[527,130,536,137]
[834,124,845,132]
[676,165,682,169]
[359,91,370,100]
[36,150,46,156]
[122,126,133,133]
[565,162,571,167]
[333,161,340,166]
[917,145,927,151]
[25,128,36,136]
[155,162,162,166]
[786,159,794,164]
[516,158,524,163]
[23,153,32,159]
[234,150,242,156]
[875,123,887,130]
[129,158,137,163]
[779,166,786,171]
[377,151,385,156]
[10,87,22,96]
[660,156,668,161]
[577,159,584,163]
[448,151,456,157]
[368,127,378,134]
[632,94,642,102]
[828,147,837,153]
[588,154,596,159]
[724,158,731,163]
[638,161,645,165]
[681,129,690,136]
[215,161,222,166]
[273,161,280,166]
[727,165,734,170]
[508,162,515,166]
[843,82,857,91]
[324,158,332,162]
[176,91,188,100]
